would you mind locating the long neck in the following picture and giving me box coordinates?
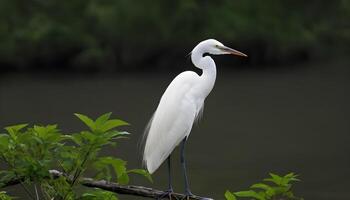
[191,47,217,99]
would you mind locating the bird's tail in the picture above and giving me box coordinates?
[138,113,154,171]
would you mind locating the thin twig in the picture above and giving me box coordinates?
[34,183,40,200]
[71,144,93,186]
[19,182,37,200]
[62,145,93,200]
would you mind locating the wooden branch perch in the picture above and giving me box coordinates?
[1,170,213,200]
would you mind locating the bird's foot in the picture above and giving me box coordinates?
[157,189,177,200]
[180,191,196,200]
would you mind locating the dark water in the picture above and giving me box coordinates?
[0,60,349,200]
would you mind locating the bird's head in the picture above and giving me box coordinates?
[195,39,247,57]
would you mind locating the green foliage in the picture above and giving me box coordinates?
[127,169,153,183]
[225,173,302,200]
[0,1,349,69]
[225,190,237,200]
[0,113,151,200]
[78,189,118,200]
[0,124,62,185]
[0,191,13,200]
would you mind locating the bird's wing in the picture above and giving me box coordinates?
[143,71,201,174]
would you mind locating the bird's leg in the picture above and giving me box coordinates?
[167,154,173,192]
[180,138,194,198]
[157,155,175,200]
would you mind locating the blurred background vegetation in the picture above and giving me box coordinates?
[1,1,350,199]
[0,0,349,72]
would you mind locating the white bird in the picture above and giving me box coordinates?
[143,39,247,198]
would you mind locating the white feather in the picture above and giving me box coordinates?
[143,71,200,173]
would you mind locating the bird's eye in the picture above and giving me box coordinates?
[215,45,219,47]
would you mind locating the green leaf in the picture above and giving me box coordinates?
[285,172,295,178]
[264,173,283,185]
[0,191,13,200]
[95,113,112,128]
[81,131,97,142]
[270,173,282,184]
[100,120,129,132]
[32,135,44,144]
[118,173,129,185]
[75,113,96,131]
[71,133,83,145]
[272,186,290,195]
[225,190,237,200]
[5,124,28,133]
[110,158,127,178]
[284,172,300,183]
[257,191,267,199]
[81,193,97,198]
[250,183,272,191]
[5,124,28,139]
[234,190,265,200]
[0,134,9,149]
[80,188,118,200]
[94,157,128,184]
[63,133,83,146]
[290,177,301,182]
[104,131,130,140]
[33,124,58,139]
[127,169,153,183]
[265,187,276,197]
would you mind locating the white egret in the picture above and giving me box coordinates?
[143,39,247,199]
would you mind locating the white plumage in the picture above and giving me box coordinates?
[143,71,202,173]
[143,39,247,174]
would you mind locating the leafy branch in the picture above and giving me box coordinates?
[1,170,210,200]
[225,173,303,200]
[0,113,151,200]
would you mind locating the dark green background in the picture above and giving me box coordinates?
[0,0,349,71]
[0,1,350,200]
